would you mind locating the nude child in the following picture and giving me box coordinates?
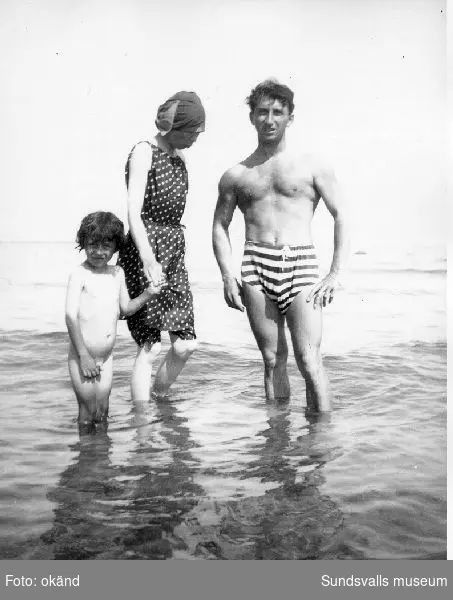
[65,211,162,425]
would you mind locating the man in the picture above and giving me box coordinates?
[212,80,349,412]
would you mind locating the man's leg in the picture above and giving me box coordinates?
[152,334,198,397]
[285,290,331,412]
[242,282,290,402]
[131,341,162,401]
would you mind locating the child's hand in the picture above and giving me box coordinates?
[146,279,165,297]
[80,353,101,378]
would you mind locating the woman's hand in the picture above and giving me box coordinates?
[142,256,166,287]
[145,280,163,297]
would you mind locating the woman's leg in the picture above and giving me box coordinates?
[131,340,162,401]
[152,333,198,396]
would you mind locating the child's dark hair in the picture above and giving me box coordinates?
[76,211,125,252]
[246,79,295,114]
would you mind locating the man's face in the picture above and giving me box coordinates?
[250,97,293,143]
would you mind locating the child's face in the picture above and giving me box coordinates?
[84,238,117,270]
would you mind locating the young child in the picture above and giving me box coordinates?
[65,211,161,425]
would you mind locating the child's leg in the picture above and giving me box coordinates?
[68,346,113,423]
[93,354,113,422]
[68,346,97,423]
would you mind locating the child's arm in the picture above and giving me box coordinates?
[65,268,101,378]
[118,267,161,317]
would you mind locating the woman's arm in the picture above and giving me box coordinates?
[126,142,163,285]
[65,268,100,378]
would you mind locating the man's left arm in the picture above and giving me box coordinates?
[307,163,350,308]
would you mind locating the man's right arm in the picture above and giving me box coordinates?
[212,170,244,311]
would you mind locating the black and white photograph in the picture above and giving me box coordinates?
[0,0,447,563]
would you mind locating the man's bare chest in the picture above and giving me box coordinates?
[237,161,317,202]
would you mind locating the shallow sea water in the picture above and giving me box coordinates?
[0,242,447,560]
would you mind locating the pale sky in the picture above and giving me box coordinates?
[0,0,446,259]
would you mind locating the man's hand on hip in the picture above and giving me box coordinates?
[306,273,339,309]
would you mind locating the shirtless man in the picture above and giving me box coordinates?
[212,80,349,412]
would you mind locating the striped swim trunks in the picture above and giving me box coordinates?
[241,241,320,314]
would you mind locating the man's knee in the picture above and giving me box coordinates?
[173,338,198,360]
[262,348,287,371]
[295,344,321,374]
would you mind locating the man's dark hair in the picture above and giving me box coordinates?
[246,79,295,114]
[76,211,125,252]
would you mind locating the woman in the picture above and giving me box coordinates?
[118,91,205,400]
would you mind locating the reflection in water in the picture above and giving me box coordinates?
[243,407,349,560]
[34,396,358,560]
[119,398,205,560]
[42,423,121,559]
[38,400,205,560]
[172,402,361,560]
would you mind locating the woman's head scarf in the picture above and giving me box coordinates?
[155,91,205,134]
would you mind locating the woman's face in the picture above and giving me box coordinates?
[166,129,201,150]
